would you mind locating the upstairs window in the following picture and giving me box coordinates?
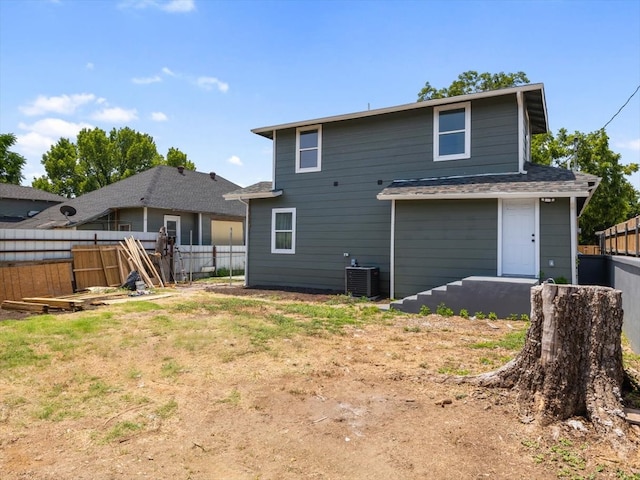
[434,102,471,161]
[296,125,322,173]
[271,208,296,254]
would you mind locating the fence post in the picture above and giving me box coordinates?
[635,215,640,257]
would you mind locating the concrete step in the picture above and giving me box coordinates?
[392,276,538,318]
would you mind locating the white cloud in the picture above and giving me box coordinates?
[615,139,640,151]
[161,0,195,12]
[19,118,93,138]
[196,76,229,93]
[132,75,162,85]
[91,107,138,123]
[227,155,243,166]
[86,62,94,70]
[162,66,176,76]
[119,0,194,13]
[19,93,96,116]
[151,112,168,121]
[15,118,94,157]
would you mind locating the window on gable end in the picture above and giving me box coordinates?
[296,125,322,173]
[434,102,471,161]
[271,207,296,254]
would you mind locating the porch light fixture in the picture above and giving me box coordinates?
[540,197,556,203]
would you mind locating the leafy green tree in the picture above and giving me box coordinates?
[32,138,79,197]
[0,133,27,184]
[165,147,195,170]
[35,127,164,197]
[532,129,639,244]
[417,70,529,101]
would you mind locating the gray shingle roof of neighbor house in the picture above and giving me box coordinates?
[224,181,282,200]
[12,166,246,229]
[252,84,548,138]
[0,183,67,202]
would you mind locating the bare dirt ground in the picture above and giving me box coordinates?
[1,284,639,480]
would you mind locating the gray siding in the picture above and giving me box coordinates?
[0,199,61,219]
[248,196,391,293]
[539,198,572,282]
[394,200,498,298]
[247,95,521,294]
[78,208,202,245]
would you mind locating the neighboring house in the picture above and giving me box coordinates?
[225,84,599,303]
[11,166,246,246]
[0,183,66,225]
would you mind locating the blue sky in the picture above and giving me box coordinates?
[1,0,639,189]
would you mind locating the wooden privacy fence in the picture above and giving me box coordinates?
[601,215,640,257]
[578,245,601,255]
[0,260,73,303]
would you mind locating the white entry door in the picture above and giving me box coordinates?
[164,215,181,245]
[502,199,536,276]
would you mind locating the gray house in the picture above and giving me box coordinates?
[12,166,246,246]
[0,183,65,225]
[226,84,598,311]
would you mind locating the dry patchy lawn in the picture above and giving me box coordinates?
[1,284,639,479]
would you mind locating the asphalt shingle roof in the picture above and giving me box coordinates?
[12,166,245,229]
[0,183,67,202]
[377,163,599,198]
[224,181,281,199]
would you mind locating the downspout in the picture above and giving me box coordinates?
[198,212,203,245]
[390,199,396,299]
[271,130,277,190]
[143,207,148,232]
[497,199,503,276]
[240,199,249,287]
[570,197,578,284]
[516,91,526,174]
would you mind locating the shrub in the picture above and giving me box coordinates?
[437,303,454,317]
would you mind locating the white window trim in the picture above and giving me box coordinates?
[433,101,471,161]
[295,125,322,173]
[271,207,296,254]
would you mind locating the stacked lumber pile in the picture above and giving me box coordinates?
[1,297,84,314]
[2,236,165,313]
[71,236,164,290]
[119,236,164,288]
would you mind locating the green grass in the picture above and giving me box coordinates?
[155,399,178,419]
[469,329,527,351]
[0,312,116,370]
[104,420,144,443]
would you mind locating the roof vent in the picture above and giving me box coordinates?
[177,166,185,174]
[210,172,216,180]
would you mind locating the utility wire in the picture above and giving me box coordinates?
[602,83,640,130]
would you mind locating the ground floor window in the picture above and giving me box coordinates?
[271,208,296,254]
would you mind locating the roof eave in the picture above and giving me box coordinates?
[252,83,546,139]
[377,190,594,201]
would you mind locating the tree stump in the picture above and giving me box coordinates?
[466,284,628,444]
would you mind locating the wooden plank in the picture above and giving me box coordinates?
[134,238,164,287]
[624,407,640,425]
[21,297,84,311]
[1,300,49,313]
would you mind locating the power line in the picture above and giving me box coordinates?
[602,83,640,130]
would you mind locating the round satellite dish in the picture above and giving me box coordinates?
[60,205,77,217]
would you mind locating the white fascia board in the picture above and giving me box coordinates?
[377,190,592,201]
[252,84,546,138]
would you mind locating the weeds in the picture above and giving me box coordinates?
[436,303,454,317]
[470,330,527,351]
